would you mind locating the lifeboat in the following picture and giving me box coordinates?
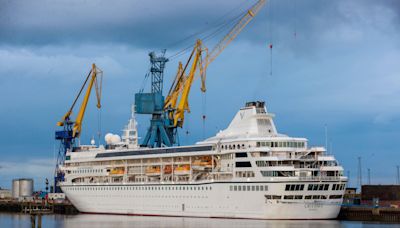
[110,167,124,175]
[164,165,172,174]
[146,166,161,176]
[174,164,190,175]
[192,156,212,170]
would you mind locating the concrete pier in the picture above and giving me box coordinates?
[338,206,400,222]
[0,199,78,215]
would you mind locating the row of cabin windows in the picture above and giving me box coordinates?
[260,171,295,177]
[235,153,248,158]
[230,185,268,191]
[308,184,330,191]
[221,144,247,150]
[235,171,255,178]
[68,185,212,191]
[332,184,346,191]
[286,184,343,192]
[73,169,102,174]
[257,141,305,148]
[285,184,305,191]
[266,195,343,200]
[235,161,252,168]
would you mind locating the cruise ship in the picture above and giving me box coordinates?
[59,101,347,219]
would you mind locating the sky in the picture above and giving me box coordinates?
[0,0,399,190]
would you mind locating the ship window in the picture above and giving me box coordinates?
[256,186,259,191]
[252,186,256,191]
[313,185,318,191]
[321,195,327,199]
[247,186,250,191]
[295,195,302,199]
[234,186,237,191]
[235,153,248,158]
[260,186,264,191]
[305,195,312,199]
[312,195,320,199]
[272,195,282,200]
[235,162,251,168]
[308,184,312,191]
[329,195,343,199]
[284,195,294,200]
[324,184,329,191]
[295,185,301,191]
[238,186,242,191]
[285,185,290,191]
[290,185,295,191]
[319,185,324,191]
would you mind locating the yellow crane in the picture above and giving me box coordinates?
[57,63,103,138]
[164,0,266,128]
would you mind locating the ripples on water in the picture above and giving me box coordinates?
[0,213,399,228]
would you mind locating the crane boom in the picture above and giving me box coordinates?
[163,0,265,130]
[56,63,103,138]
[174,40,203,127]
[205,0,266,70]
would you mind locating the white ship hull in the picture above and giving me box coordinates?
[62,181,344,219]
[60,101,347,220]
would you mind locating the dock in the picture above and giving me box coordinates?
[0,199,78,215]
[338,206,400,222]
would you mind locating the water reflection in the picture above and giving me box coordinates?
[65,215,341,228]
[1,213,399,228]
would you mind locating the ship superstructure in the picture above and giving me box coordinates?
[59,101,347,219]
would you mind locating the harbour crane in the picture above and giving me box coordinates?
[54,63,103,192]
[136,0,265,147]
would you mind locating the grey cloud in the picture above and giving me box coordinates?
[2,0,398,51]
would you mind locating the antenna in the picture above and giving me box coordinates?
[367,168,371,185]
[397,165,399,185]
[347,170,350,187]
[324,124,328,154]
[357,156,362,190]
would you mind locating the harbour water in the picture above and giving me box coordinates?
[0,213,399,228]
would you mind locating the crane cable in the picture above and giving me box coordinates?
[202,93,207,139]
[168,11,246,61]
[268,0,274,76]
[167,2,254,61]
[166,0,250,51]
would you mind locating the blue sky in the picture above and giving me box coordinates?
[0,0,399,190]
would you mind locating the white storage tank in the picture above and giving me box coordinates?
[18,178,34,198]
[12,179,20,199]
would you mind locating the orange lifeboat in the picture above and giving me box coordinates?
[174,164,190,174]
[146,166,161,175]
[110,167,124,175]
[164,165,172,174]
